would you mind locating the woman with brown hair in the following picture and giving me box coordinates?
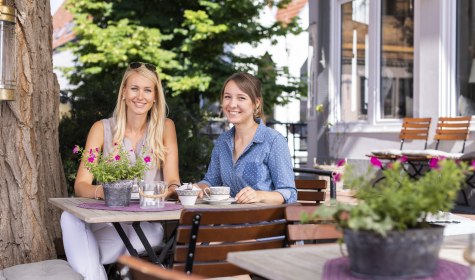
[197,72,296,204]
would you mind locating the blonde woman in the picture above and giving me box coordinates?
[61,62,180,280]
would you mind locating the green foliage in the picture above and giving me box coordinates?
[59,0,305,193]
[306,160,469,236]
[74,145,150,183]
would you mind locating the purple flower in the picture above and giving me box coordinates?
[72,145,79,154]
[95,148,99,152]
[333,172,342,183]
[144,156,151,163]
[114,155,121,161]
[370,157,383,168]
[87,156,95,163]
[336,159,346,167]
[429,158,440,169]
[399,156,408,163]
[472,160,475,171]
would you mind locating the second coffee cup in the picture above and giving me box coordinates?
[204,186,231,200]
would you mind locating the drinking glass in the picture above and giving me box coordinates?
[139,181,167,209]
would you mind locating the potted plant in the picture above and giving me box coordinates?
[73,145,151,207]
[306,156,469,278]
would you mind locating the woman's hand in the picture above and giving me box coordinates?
[235,186,261,204]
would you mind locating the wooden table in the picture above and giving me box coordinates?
[227,234,470,280]
[49,197,266,264]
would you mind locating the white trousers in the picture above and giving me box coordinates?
[61,211,164,280]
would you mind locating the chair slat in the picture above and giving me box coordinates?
[179,206,284,225]
[295,179,326,190]
[438,116,472,122]
[176,222,286,243]
[435,134,469,141]
[174,262,248,278]
[174,239,284,262]
[287,224,342,242]
[285,205,319,221]
[297,191,325,203]
[118,255,205,280]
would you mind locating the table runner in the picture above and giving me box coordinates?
[323,257,469,280]
[78,201,183,212]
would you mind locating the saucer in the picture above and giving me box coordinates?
[203,197,236,205]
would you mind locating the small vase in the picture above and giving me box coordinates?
[103,180,133,207]
[344,226,444,279]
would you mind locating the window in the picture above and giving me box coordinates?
[380,0,414,118]
[340,0,369,121]
[456,0,475,116]
[338,0,414,122]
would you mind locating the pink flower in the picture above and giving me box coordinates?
[399,156,408,163]
[333,172,342,183]
[95,148,99,152]
[471,160,475,171]
[429,158,440,169]
[72,145,79,154]
[144,156,151,163]
[114,155,121,161]
[336,159,346,167]
[370,157,383,168]
[87,156,95,163]
[386,162,394,169]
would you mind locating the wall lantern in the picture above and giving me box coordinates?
[0,0,15,101]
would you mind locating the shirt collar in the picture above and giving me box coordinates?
[225,118,266,146]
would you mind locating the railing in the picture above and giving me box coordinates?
[200,120,308,167]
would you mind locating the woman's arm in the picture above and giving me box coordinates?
[162,118,181,198]
[235,186,285,204]
[74,121,105,199]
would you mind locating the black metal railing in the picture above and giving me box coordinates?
[200,120,308,167]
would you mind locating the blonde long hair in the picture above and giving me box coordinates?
[112,64,167,168]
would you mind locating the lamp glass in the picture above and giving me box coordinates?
[0,20,15,90]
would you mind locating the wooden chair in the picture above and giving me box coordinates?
[285,205,342,246]
[118,255,204,280]
[172,205,287,278]
[295,179,327,205]
[434,116,471,153]
[399,117,432,150]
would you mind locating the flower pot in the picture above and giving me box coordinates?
[344,226,444,279]
[103,180,133,207]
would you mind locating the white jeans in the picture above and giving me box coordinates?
[61,211,164,280]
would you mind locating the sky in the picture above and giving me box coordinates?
[50,0,63,15]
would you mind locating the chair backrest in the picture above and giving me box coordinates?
[173,205,287,278]
[285,205,342,246]
[399,117,432,150]
[434,116,472,153]
[118,255,205,280]
[295,179,327,205]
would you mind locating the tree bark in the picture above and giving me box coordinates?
[0,0,66,268]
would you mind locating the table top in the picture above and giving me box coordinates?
[227,234,470,280]
[49,197,266,223]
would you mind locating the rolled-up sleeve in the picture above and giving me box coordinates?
[268,135,297,204]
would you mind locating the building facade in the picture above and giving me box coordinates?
[307,0,475,165]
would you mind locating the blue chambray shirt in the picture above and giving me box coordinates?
[199,119,297,204]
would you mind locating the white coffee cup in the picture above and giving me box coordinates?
[204,186,231,201]
[176,187,200,206]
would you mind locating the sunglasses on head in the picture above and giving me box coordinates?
[129,62,157,72]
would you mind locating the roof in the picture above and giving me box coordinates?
[52,2,75,50]
[276,0,308,25]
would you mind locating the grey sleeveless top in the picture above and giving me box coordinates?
[102,118,163,182]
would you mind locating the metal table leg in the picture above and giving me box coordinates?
[112,222,139,257]
[132,222,160,264]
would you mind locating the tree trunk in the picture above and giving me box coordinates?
[0,0,66,268]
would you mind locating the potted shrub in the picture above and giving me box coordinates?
[307,157,469,278]
[74,145,150,207]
